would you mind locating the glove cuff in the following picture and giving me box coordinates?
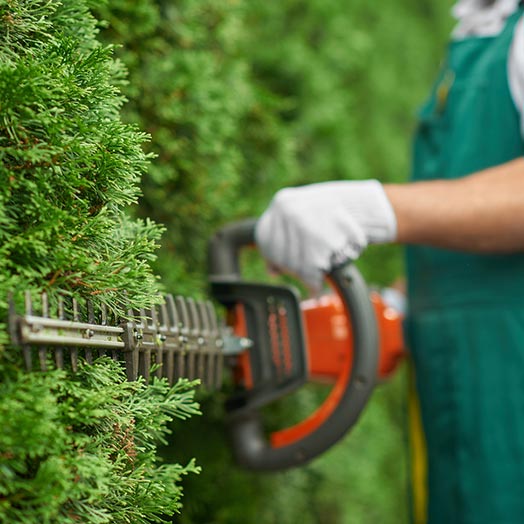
[347,179,397,244]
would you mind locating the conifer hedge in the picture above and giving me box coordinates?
[0,2,199,522]
[96,1,452,523]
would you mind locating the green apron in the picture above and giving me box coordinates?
[406,8,524,524]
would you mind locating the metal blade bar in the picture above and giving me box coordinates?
[19,315,124,348]
[8,292,239,391]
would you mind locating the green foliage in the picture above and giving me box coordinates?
[0,358,200,523]
[0,2,200,522]
[96,0,301,294]
[0,0,163,314]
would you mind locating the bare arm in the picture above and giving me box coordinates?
[384,157,524,252]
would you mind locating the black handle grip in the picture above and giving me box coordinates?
[208,218,257,279]
[209,219,378,471]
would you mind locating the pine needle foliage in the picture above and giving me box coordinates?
[0,2,200,522]
[0,358,200,523]
[0,0,164,315]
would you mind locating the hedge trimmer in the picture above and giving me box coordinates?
[8,219,404,472]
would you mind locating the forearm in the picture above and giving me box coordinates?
[384,158,524,252]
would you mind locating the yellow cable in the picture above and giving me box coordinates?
[409,364,428,524]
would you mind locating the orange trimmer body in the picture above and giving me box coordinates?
[229,290,405,450]
[232,290,405,391]
[302,291,405,383]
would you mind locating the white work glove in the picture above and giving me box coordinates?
[255,180,397,290]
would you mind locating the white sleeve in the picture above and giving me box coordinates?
[508,15,524,137]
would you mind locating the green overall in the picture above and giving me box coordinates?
[406,8,524,524]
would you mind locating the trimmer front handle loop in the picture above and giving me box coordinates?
[209,219,379,471]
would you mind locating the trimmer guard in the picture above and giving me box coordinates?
[211,280,308,412]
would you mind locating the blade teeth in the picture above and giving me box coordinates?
[58,296,65,319]
[70,350,78,372]
[83,300,94,364]
[159,300,169,328]
[120,299,138,382]
[97,302,108,358]
[203,301,214,389]
[38,292,49,371]
[84,349,93,365]
[7,293,19,347]
[186,298,200,383]
[163,295,176,384]
[41,292,49,318]
[175,296,190,381]
[165,294,178,330]
[191,299,207,385]
[71,297,79,370]
[137,307,150,383]
[54,296,65,368]
[11,291,224,390]
[54,347,64,369]
[188,298,197,382]
[186,298,200,330]
[198,300,210,333]
[175,296,189,329]
[150,305,158,327]
[196,300,210,388]
[72,298,79,322]
[87,300,95,323]
[139,308,147,327]
[207,302,223,389]
[38,347,47,372]
[151,304,164,380]
[206,301,219,334]
[157,300,169,380]
[101,302,107,326]
[23,346,32,371]
[24,291,32,316]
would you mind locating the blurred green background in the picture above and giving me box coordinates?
[95,1,454,522]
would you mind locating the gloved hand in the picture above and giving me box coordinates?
[255,180,397,290]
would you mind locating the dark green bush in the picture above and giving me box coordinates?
[0,359,200,523]
[0,1,199,521]
[0,0,165,312]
